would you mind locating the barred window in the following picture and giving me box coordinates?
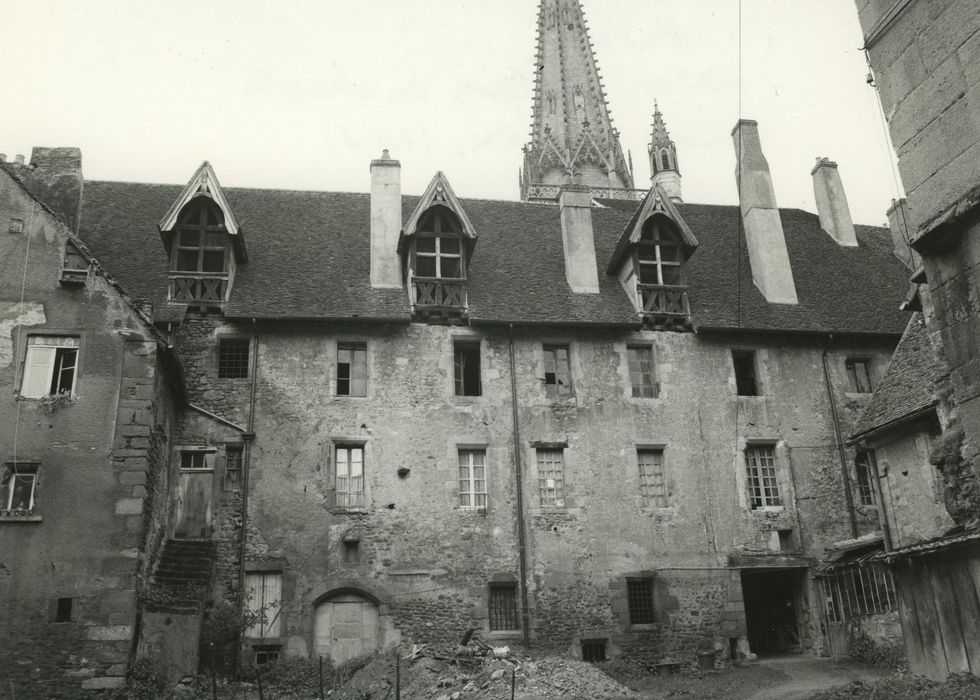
[337,342,367,396]
[536,449,565,507]
[488,582,519,631]
[628,346,657,398]
[746,445,781,508]
[335,445,365,508]
[638,449,668,507]
[218,338,250,379]
[854,450,877,506]
[821,565,897,623]
[543,345,573,398]
[458,449,487,509]
[627,578,655,625]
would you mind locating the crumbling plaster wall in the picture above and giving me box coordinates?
[174,317,896,662]
[0,173,174,694]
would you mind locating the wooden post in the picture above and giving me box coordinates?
[395,647,401,700]
[210,642,218,700]
[255,663,265,700]
[318,655,325,700]
[511,669,516,700]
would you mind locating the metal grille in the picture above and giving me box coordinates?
[822,565,897,623]
[627,579,655,625]
[218,338,250,379]
[458,449,487,509]
[628,346,657,398]
[746,445,781,508]
[536,449,565,507]
[638,449,668,507]
[543,345,573,398]
[488,583,519,631]
[581,638,607,662]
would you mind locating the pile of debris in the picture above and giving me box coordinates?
[327,632,639,699]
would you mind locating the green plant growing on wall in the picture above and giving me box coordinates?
[929,427,980,525]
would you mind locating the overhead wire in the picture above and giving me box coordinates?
[11,201,36,466]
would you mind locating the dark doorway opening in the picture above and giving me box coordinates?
[741,568,805,655]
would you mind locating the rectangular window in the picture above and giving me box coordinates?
[217,338,250,379]
[335,445,365,508]
[846,358,874,393]
[637,449,668,508]
[337,342,367,397]
[245,572,282,639]
[342,540,360,564]
[2,463,39,513]
[536,448,565,507]
[21,336,79,398]
[223,446,243,490]
[627,578,655,625]
[55,597,74,623]
[821,564,897,623]
[854,450,877,506]
[627,345,657,398]
[453,341,481,396]
[458,449,488,509]
[745,445,781,509]
[488,582,519,631]
[180,450,214,470]
[732,350,758,396]
[543,344,572,398]
[254,645,281,666]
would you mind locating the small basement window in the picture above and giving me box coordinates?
[218,338,250,379]
[627,578,655,625]
[581,638,607,662]
[732,350,758,396]
[453,341,481,396]
[253,645,281,666]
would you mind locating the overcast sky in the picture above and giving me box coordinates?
[0,0,901,225]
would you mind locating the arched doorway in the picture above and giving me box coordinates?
[314,593,379,664]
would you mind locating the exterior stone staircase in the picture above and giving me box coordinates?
[145,538,215,613]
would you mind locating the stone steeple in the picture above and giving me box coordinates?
[648,102,682,202]
[520,0,636,202]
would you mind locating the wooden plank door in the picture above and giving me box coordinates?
[314,595,379,664]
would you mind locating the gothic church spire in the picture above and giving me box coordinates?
[521,0,635,201]
[648,101,682,202]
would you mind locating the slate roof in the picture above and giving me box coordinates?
[77,180,911,334]
[879,526,980,561]
[849,313,948,441]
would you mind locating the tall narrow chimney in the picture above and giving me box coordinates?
[370,149,402,289]
[811,157,857,247]
[887,198,920,270]
[558,185,600,293]
[732,120,798,305]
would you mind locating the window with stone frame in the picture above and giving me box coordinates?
[846,358,874,394]
[627,578,655,625]
[535,448,565,507]
[458,448,487,509]
[453,341,481,396]
[854,450,877,506]
[334,444,365,508]
[627,345,658,398]
[488,581,519,631]
[20,336,79,399]
[337,342,367,397]
[2,462,40,514]
[413,207,463,279]
[217,338,250,379]
[745,444,781,509]
[732,349,759,396]
[542,344,573,398]
[637,448,668,507]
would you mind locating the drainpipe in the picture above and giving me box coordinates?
[237,322,259,676]
[868,449,894,552]
[508,324,532,647]
[821,341,858,539]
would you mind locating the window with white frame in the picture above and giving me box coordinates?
[536,448,565,507]
[335,445,365,508]
[637,449,668,507]
[20,336,79,398]
[627,345,657,398]
[245,571,282,638]
[458,449,487,509]
[745,444,781,509]
[2,463,39,514]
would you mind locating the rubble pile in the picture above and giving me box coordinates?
[327,645,639,700]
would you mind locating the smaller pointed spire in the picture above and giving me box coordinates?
[648,100,682,202]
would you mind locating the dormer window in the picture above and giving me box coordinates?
[637,217,682,286]
[414,208,463,279]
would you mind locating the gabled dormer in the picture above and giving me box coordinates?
[399,172,477,323]
[158,162,246,310]
[608,185,698,330]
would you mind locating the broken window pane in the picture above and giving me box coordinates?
[543,345,572,398]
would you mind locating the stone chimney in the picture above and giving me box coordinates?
[9,148,85,231]
[887,198,921,270]
[811,157,857,247]
[732,120,798,305]
[558,185,600,293]
[370,149,403,289]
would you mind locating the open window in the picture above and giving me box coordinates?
[60,241,89,285]
[2,463,40,515]
[337,342,367,397]
[543,344,573,398]
[453,341,481,396]
[20,336,79,399]
[846,358,874,394]
[732,350,759,396]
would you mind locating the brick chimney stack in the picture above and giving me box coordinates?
[732,119,798,305]
[811,157,858,247]
[558,185,600,293]
[370,149,403,289]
